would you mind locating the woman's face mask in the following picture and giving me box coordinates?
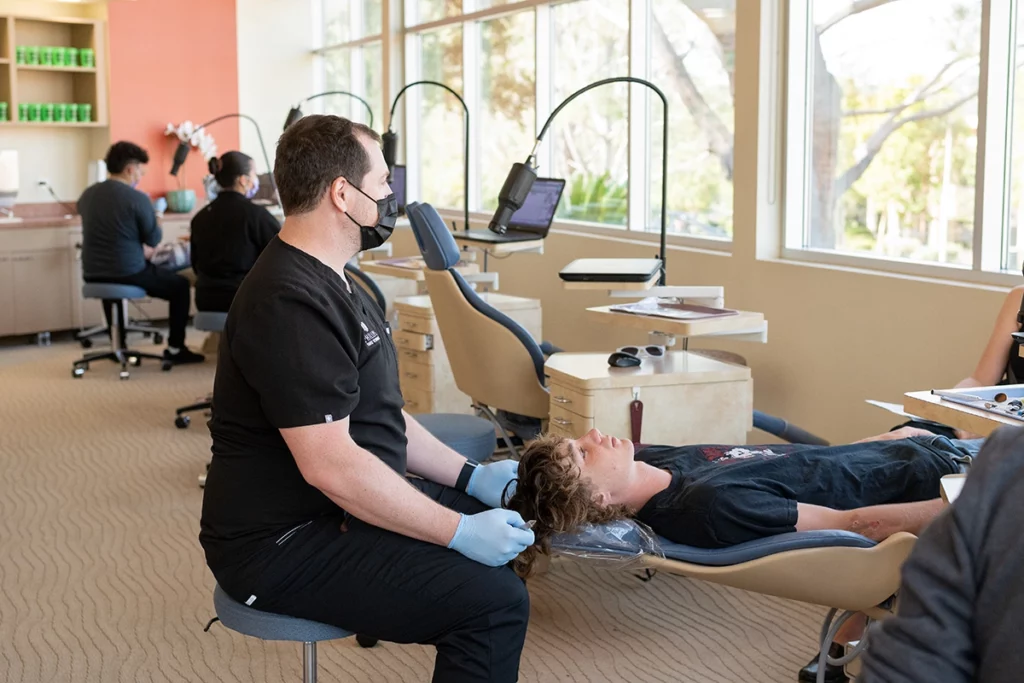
[346,183,399,251]
[244,172,260,199]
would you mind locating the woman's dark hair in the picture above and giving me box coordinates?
[505,434,632,578]
[273,114,381,216]
[208,151,254,189]
[104,141,149,174]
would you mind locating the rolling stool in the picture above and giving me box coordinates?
[175,311,227,428]
[72,284,171,380]
[206,584,377,683]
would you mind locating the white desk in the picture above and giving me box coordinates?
[585,305,767,342]
[452,235,544,256]
[903,389,1023,437]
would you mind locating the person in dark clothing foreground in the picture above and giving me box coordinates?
[78,141,203,364]
[190,151,280,312]
[860,426,1024,683]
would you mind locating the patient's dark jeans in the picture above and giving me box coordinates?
[209,479,530,683]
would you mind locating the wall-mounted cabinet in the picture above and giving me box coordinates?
[0,15,106,127]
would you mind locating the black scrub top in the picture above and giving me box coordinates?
[190,191,281,312]
[199,237,406,570]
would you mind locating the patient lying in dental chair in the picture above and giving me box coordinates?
[505,426,980,577]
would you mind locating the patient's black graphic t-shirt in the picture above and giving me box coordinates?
[634,437,964,548]
[199,237,406,572]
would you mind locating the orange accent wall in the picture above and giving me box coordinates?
[107,0,239,198]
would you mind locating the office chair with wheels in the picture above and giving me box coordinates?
[72,284,171,379]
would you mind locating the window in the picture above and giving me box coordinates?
[786,0,982,267]
[318,0,384,130]
[549,0,630,226]
[1006,8,1024,273]
[323,0,382,44]
[648,0,735,239]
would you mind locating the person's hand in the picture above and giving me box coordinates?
[447,508,535,567]
[142,244,156,260]
[954,428,983,440]
[467,459,519,508]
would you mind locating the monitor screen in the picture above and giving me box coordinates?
[390,165,407,213]
[508,178,565,230]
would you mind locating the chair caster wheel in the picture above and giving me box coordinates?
[161,360,173,371]
[175,415,191,429]
[79,338,93,349]
[72,367,86,378]
[129,356,141,367]
[119,371,130,380]
[356,635,379,648]
[153,333,164,345]
[198,474,206,488]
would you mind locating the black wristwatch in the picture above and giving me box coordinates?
[455,460,480,493]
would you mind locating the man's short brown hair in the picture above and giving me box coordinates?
[273,115,382,216]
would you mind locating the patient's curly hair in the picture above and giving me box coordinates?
[505,434,632,578]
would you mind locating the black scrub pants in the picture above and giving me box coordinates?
[88,263,191,348]
[211,480,530,683]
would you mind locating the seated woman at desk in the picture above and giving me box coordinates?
[505,426,976,577]
[190,151,280,312]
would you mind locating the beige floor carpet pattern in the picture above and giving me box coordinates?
[0,339,826,682]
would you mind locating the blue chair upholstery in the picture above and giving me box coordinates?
[413,413,495,462]
[193,311,228,333]
[407,202,547,385]
[82,283,147,300]
[213,584,351,642]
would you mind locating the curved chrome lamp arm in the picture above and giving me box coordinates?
[385,80,470,233]
[170,113,279,207]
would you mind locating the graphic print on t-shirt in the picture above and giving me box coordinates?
[701,445,791,464]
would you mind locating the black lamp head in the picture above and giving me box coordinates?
[488,161,537,234]
[382,129,398,173]
[169,141,190,176]
[284,106,304,131]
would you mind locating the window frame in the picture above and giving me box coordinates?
[779,0,1023,285]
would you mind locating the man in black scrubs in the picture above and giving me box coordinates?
[199,115,534,683]
[79,141,203,364]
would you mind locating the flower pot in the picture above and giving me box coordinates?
[166,189,196,213]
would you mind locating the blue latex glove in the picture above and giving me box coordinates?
[466,459,519,508]
[447,508,536,567]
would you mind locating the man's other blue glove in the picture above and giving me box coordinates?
[466,459,519,508]
[447,508,536,567]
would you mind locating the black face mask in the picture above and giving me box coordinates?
[346,183,399,251]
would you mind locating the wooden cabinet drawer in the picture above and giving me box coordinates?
[548,383,594,419]
[398,347,436,366]
[399,361,435,392]
[398,313,440,337]
[547,402,593,438]
[402,386,433,414]
[395,329,434,351]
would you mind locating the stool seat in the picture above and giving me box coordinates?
[194,311,228,332]
[82,283,147,300]
[413,413,496,462]
[214,584,351,642]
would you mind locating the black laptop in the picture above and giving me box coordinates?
[558,258,663,283]
[460,178,567,243]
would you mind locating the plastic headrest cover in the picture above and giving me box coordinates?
[406,202,461,271]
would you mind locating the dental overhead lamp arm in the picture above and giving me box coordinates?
[169,113,279,206]
[283,91,375,130]
[383,80,470,233]
[489,76,669,285]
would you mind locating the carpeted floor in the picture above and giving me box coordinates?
[0,338,825,682]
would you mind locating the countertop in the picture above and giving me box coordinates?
[0,202,203,230]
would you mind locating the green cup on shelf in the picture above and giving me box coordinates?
[40,103,53,122]
[18,103,28,122]
[78,103,92,123]
[25,46,39,65]
[54,103,67,123]
[0,102,7,122]
[27,103,39,122]
[80,48,95,68]
[52,47,66,67]
[40,46,53,66]
[66,103,79,122]
[66,47,79,67]
[15,46,26,65]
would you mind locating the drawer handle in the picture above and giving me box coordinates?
[405,372,418,379]
[552,417,572,426]
[553,396,572,404]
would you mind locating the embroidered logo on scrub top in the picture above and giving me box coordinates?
[361,321,381,348]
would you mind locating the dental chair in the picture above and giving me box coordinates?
[406,202,551,452]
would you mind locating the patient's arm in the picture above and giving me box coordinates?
[795,499,945,542]
[851,425,936,444]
